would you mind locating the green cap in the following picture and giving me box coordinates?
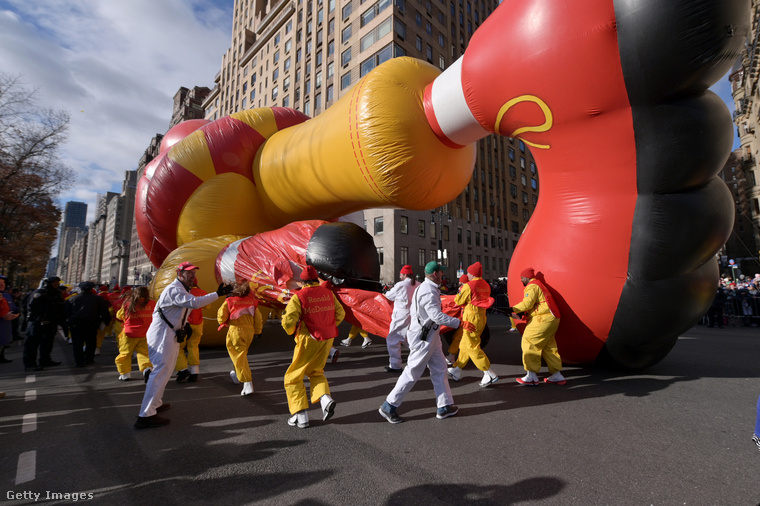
[424,261,446,275]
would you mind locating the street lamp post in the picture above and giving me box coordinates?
[431,207,451,263]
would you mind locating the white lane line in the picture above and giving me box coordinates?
[25,375,35,383]
[16,451,36,484]
[22,413,37,433]
[25,390,37,402]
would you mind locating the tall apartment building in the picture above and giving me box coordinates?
[55,201,88,280]
[719,150,759,274]
[730,0,760,269]
[83,192,119,283]
[170,86,212,127]
[203,0,539,283]
[128,134,164,286]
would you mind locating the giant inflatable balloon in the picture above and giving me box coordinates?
[137,0,748,368]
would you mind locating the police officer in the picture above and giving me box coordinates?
[24,276,67,371]
[65,282,112,368]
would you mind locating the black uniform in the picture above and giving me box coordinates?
[24,279,67,369]
[65,284,111,367]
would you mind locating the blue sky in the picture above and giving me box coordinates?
[0,0,234,224]
[0,0,741,229]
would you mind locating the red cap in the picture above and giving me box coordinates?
[99,284,109,291]
[467,262,482,277]
[300,265,318,280]
[400,265,413,275]
[177,261,199,272]
[113,285,120,291]
[520,267,535,279]
[459,274,468,283]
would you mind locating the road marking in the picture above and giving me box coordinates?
[25,375,35,383]
[16,451,36,484]
[22,413,37,433]
[25,390,37,402]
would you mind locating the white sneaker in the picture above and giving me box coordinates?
[339,338,352,347]
[287,410,309,428]
[447,366,462,382]
[94,348,101,356]
[362,338,372,348]
[544,371,567,385]
[516,371,540,385]
[230,370,240,384]
[241,382,254,396]
[118,373,130,381]
[445,353,456,366]
[479,369,499,387]
[329,348,339,363]
[320,394,336,421]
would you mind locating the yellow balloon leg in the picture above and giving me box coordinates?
[256,57,476,225]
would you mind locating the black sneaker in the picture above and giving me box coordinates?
[134,415,170,429]
[384,366,403,373]
[188,374,198,382]
[156,403,171,413]
[753,434,760,452]
[143,369,151,383]
[436,404,458,420]
[378,402,403,424]
[176,369,190,383]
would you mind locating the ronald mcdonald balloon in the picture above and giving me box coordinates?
[137,0,749,367]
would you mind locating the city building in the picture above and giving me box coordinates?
[128,133,164,287]
[170,86,212,126]
[83,192,119,283]
[719,150,759,275]
[730,0,760,274]
[55,201,88,281]
[203,0,539,283]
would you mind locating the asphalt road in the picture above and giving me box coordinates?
[1,315,758,505]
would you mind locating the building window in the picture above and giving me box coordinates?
[284,76,290,90]
[467,230,471,245]
[400,215,408,234]
[418,248,426,266]
[510,184,517,198]
[342,2,352,19]
[418,219,425,237]
[327,61,334,78]
[531,177,537,189]
[520,174,526,186]
[283,95,290,107]
[304,100,311,115]
[374,216,384,235]
[284,57,291,71]
[328,40,335,55]
[396,19,406,39]
[327,84,334,101]
[342,25,352,43]
[400,246,408,265]
[341,72,352,89]
[272,86,278,100]
[360,43,392,76]
[361,0,391,27]
[361,17,391,51]
[377,246,384,265]
[457,227,462,243]
[342,47,352,66]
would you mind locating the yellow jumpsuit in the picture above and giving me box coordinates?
[281,284,345,415]
[512,281,562,373]
[453,279,491,371]
[175,322,204,372]
[348,324,368,340]
[218,300,263,383]
[114,306,153,375]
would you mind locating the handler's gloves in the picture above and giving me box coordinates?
[216,283,233,296]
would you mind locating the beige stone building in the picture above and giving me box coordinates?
[202,0,539,283]
[730,0,760,273]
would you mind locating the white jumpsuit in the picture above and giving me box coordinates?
[138,278,219,417]
[386,278,461,409]
[383,277,416,370]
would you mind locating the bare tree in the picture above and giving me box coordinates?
[0,73,75,288]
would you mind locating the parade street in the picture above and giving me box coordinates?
[0,314,758,505]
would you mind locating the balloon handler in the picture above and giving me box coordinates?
[114,286,154,381]
[281,265,345,429]
[218,281,263,396]
[509,268,565,386]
